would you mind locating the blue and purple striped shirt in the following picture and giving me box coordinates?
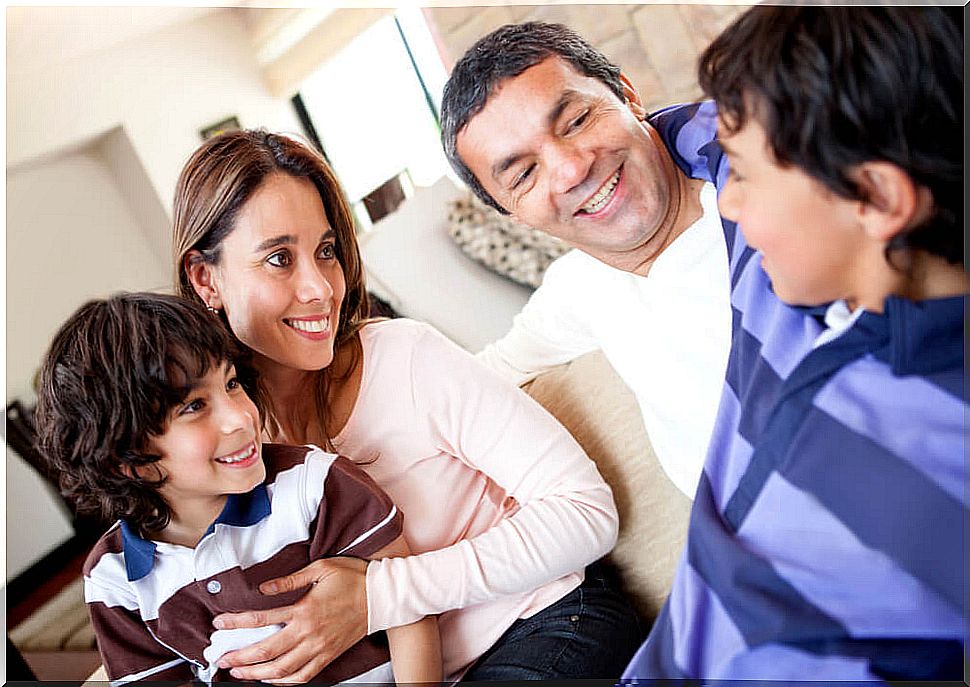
[621,102,966,682]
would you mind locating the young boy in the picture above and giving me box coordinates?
[621,7,965,681]
[35,293,440,685]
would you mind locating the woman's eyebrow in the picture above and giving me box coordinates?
[255,229,335,253]
[254,235,295,253]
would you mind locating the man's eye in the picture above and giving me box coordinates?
[266,251,291,267]
[318,243,336,260]
[569,110,590,130]
[512,165,535,189]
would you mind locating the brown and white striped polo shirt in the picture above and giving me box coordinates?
[84,444,403,685]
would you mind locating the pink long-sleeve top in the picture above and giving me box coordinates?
[330,318,618,679]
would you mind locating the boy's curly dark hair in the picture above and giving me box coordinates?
[34,292,261,537]
[699,6,963,267]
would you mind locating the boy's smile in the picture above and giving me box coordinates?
[213,441,260,467]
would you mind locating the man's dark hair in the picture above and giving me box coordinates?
[699,6,964,266]
[35,292,260,537]
[441,21,624,214]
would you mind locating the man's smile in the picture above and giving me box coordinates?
[576,167,622,216]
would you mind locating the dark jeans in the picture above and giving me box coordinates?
[461,560,645,681]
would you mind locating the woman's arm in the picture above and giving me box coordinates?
[380,537,442,685]
[214,559,368,682]
[215,537,440,684]
[366,323,618,630]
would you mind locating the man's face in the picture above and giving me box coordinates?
[456,56,679,273]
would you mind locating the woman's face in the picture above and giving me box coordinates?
[200,173,347,377]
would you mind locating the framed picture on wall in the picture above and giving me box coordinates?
[199,116,241,140]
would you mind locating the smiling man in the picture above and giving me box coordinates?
[441,22,731,499]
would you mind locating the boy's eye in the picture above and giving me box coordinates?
[226,376,240,391]
[178,398,205,416]
[266,250,292,268]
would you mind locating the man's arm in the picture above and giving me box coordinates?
[477,250,602,384]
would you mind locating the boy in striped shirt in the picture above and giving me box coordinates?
[622,6,965,681]
[35,293,440,685]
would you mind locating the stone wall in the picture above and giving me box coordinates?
[426,3,749,113]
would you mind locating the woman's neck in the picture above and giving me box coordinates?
[260,367,318,444]
[254,334,364,444]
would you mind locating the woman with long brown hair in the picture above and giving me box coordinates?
[172,129,642,682]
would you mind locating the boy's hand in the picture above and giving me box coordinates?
[213,557,368,683]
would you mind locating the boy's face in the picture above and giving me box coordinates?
[148,361,264,513]
[716,114,868,307]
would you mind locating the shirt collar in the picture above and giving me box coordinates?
[796,294,965,376]
[119,520,156,582]
[880,293,965,376]
[120,483,271,582]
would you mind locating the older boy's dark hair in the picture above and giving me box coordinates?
[35,292,260,537]
[441,21,624,214]
[699,6,964,266]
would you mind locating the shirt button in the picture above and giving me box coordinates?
[206,580,222,594]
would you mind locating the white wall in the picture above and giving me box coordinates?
[5,445,74,581]
[6,145,172,403]
[5,7,305,578]
[7,9,304,224]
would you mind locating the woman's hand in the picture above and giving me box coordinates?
[213,557,368,683]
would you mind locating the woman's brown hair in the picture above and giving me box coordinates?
[173,130,368,447]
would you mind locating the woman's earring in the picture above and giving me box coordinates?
[207,304,220,315]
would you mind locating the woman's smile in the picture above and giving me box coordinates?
[284,314,333,339]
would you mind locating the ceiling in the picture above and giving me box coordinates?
[6,6,221,73]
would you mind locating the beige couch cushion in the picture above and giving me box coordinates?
[523,350,690,622]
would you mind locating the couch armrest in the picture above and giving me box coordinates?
[360,176,531,352]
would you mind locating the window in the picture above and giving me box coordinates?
[296,9,449,229]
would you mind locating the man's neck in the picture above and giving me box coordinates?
[605,173,709,277]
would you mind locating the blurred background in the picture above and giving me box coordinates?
[4,3,746,679]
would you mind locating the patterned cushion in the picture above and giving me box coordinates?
[447,192,569,289]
